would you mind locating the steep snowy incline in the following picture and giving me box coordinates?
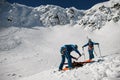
[18,52,120,80]
[0,20,120,80]
[0,25,88,80]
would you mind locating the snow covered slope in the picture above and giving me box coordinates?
[0,20,120,80]
[0,0,120,80]
[19,52,120,80]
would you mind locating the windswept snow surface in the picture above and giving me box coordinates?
[0,20,120,80]
[19,53,120,80]
[0,0,120,80]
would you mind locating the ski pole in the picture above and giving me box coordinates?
[94,49,97,56]
[82,48,86,60]
[98,45,102,58]
[77,56,80,60]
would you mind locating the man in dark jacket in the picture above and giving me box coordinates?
[59,44,81,71]
[82,39,99,60]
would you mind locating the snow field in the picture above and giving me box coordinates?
[19,52,120,80]
[0,0,120,80]
[0,20,120,80]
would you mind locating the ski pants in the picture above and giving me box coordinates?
[59,52,72,70]
[88,49,94,60]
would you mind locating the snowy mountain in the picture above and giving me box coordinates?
[0,0,120,29]
[0,1,84,27]
[79,0,120,31]
[0,0,120,80]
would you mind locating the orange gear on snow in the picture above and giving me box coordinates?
[63,67,69,71]
[84,59,93,63]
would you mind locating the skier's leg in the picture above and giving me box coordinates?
[65,53,72,69]
[88,50,94,60]
[59,55,65,70]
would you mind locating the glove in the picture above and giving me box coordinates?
[75,58,78,60]
[82,47,84,50]
[98,43,99,45]
[98,43,100,47]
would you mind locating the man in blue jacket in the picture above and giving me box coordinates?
[82,39,99,60]
[59,44,81,71]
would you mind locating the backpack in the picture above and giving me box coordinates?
[88,42,94,50]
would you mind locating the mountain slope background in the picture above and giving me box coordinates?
[0,0,120,80]
[0,0,120,28]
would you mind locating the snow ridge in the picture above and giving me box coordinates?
[0,3,84,27]
[0,0,119,30]
[79,0,120,31]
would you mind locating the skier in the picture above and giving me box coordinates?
[82,39,99,61]
[59,44,81,71]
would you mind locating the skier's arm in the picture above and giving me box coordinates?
[93,42,99,45]
[70,55,78,60]
[60,47,66,55]
[74,49,82,57]
[82,43,89,48]
[82,43,89,50]
[71,45,81,57]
